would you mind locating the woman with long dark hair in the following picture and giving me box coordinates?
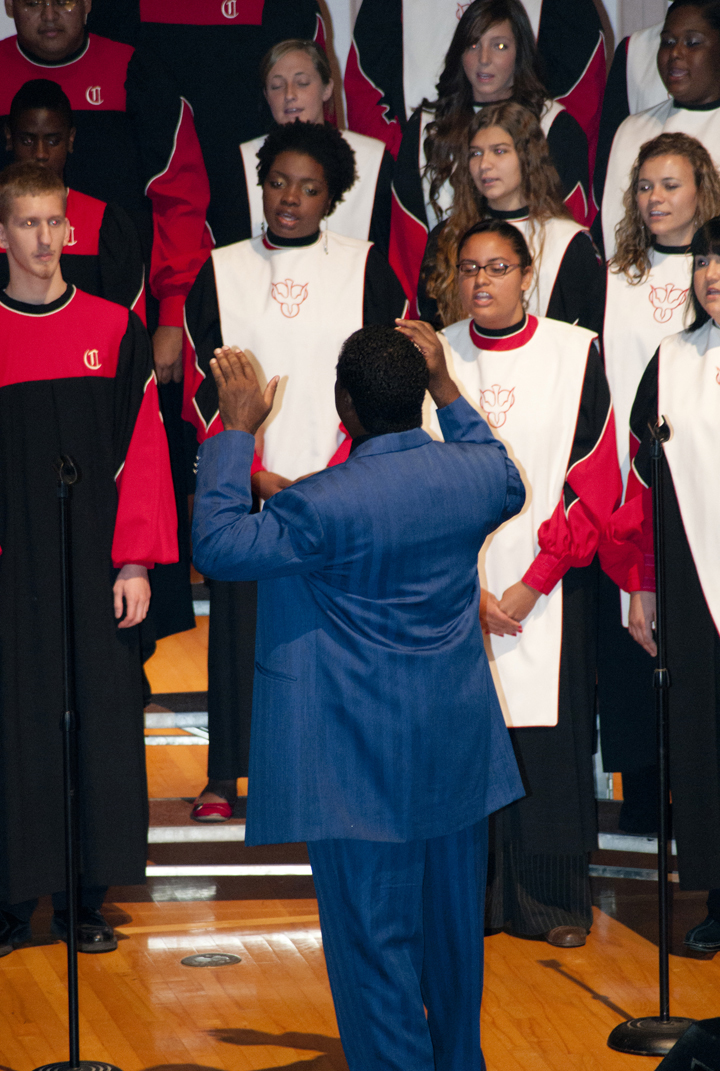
[390,0,590,305]
[601,216,720,951]
[401,219,620,945]
[238,39,393,254]
[419,101,603,332]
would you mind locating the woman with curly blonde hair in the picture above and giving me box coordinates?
[419,101,603,332]
[598,131,720,839]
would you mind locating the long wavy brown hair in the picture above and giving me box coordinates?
[422,0,547,222]
[425,101,571,325]
[611,132,720,283]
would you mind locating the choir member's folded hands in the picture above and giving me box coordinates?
[210,345,279,435]
[498,581,541,627]
[480,588,525,637]
[628,590,657,658]
[113,564,151,628]
[394,319,460,409]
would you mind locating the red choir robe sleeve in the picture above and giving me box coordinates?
[126,47,213,327]
[523,342,622,594]
[599,350,658,594]
[112,310,178,567]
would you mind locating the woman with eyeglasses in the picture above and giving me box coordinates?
[390,0,591,306]
[238,39,393,255]
[399,219,621,947]
[600,217,720,953]
[419,100,604,332]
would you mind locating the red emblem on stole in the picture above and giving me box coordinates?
[271,278,309,318]
[649,284,688,324]
[480,384,515,428]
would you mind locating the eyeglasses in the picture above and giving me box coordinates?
[17,0,80,10]
[456,259,521,278]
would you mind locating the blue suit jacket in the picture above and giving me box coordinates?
[193,396,525,845]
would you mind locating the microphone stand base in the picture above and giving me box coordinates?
[33,1063,124,1071]
[608,1016,695,1056]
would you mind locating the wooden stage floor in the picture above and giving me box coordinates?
[2,616,719,1071]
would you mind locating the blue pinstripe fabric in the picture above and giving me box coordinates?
[193,395,525,845]
[308,820,489,1071]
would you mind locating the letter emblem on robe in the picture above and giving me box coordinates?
[271,279,309,318]
[64,220,77,247]
[85,86,104,106]
[649,284,688,324]
[221,0,238,17]
[83,349,101,370]
[480,384,515,428]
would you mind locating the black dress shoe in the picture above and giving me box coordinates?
[545,925,587,947]
[0,910,32,954]
[685,915,720,952]
[51,907,118,953]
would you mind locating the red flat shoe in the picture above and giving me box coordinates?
[190,799,233,823]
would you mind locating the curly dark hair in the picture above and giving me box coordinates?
[336,325,430,434]
[688,216,720,331]
[423,0,547,220]
[9,79,73,130]
[427,101,569,324]
[256,120,357,215]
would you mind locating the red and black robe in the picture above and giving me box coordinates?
[0,286,177,904]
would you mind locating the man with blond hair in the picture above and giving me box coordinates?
[0,160,177,955]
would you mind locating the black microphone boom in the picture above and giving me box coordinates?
[32,457,124,1071]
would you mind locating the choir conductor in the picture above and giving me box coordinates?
[192,326,525,1071]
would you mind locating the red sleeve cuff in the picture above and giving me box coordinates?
[158,295,186,328]
[522,551,568,596]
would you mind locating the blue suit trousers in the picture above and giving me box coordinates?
[307,820,489,1071]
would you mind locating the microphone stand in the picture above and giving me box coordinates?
[34,457,122,1071]
[608,420,695,1057]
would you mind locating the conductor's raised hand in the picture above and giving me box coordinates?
[210,346,279,435]
[394,319,460,409]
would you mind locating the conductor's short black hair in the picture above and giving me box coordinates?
[336,325,430,435]
[256,120,357,214]
[688,216,720,331]
[9,79,74,130]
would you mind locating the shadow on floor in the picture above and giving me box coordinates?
[208,1027,349,1070]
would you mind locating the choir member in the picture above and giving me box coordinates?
[2,79,145,316]
[594,20,667,208]
[419,100,603,334]
[600,216,720,951]
[0,161,177,956]
[406,219,620,945]
[389,0,591,306]
[182,121,407,821]
[345,0,605,164]
[87,0,325,249]
[597,0,720,261]
[0,0,212,385]
[598,132,720,830]
[239,39,392,254]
